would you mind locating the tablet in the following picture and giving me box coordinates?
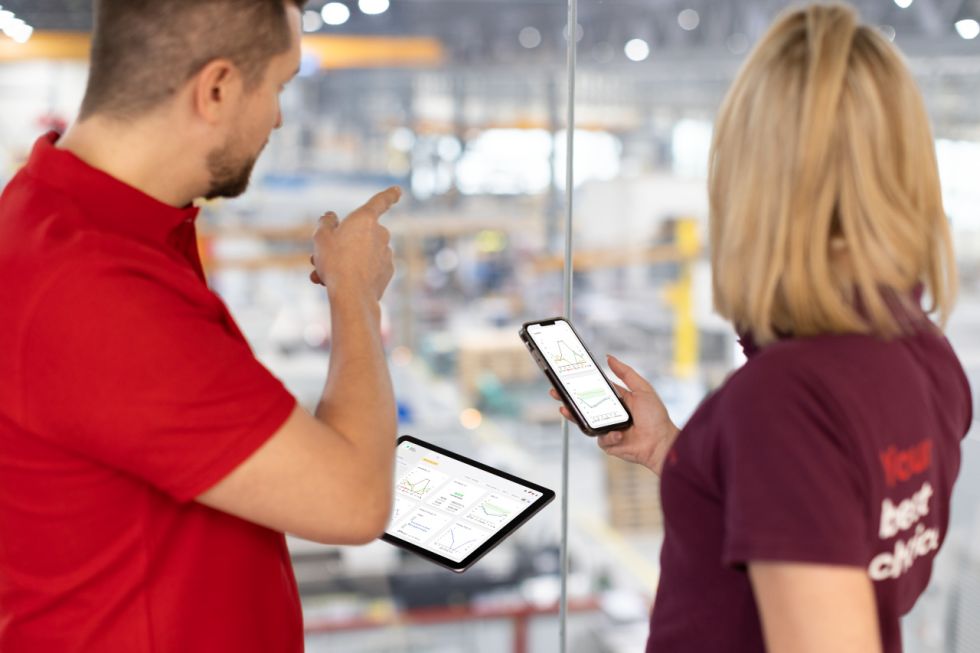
[381,435,555,573]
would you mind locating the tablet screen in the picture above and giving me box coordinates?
[382,436,554,571]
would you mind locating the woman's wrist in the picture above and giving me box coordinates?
[647,424,681,476]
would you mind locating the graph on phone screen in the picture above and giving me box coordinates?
[527,320,630,430]
[551,341,588,371]
[386,441,544,563]
[575,388,613,408]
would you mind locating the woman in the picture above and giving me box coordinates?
[556,4,972,652]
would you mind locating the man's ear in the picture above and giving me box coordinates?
[191,58,242,125]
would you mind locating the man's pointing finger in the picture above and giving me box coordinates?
[359,186,402,219]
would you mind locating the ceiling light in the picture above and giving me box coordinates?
[624,38,650,62]
[302,9,323,32]
[2,17,23,37]
[894,0,914,8]
[955,18,980,38]
[358,0,390,16]
[11,24,31,43]
[518,26,541,49]
[954,1,980,38]
[678,9,700,31]
[321,2,350,26]
[0,7,32,44]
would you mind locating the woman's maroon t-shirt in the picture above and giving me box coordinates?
[647,327,971,652]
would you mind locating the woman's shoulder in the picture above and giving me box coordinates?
[737,328,959,381]
[718,328,970,433]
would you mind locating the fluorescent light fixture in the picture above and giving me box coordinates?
[321,2,350,26]
[358,0,389,16]
[2,16,23,38]
[624,38,650,62]
[955,18,980,38]
[954,0,980,38]
[0,7,33,43]
[12,24,31,43]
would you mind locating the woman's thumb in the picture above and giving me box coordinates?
[607,355,653,393]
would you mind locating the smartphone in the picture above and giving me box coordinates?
[519,318,632,436]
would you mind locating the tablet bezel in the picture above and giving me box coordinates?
[381,434,555,573]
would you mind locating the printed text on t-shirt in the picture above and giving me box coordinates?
[879,439,932,488]
[869,480,940,581]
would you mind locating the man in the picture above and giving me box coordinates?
[0,1,400,650]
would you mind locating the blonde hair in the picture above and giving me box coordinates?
[709,3,956,345]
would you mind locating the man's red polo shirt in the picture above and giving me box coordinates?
[0,133,303,652]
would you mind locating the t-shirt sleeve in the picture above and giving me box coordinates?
[21,260,297,502]
[719,359,871,568]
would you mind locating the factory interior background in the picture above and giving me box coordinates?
[2,0,980,651]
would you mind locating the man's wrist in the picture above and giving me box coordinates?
[326,284,381,313]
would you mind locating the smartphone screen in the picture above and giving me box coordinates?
[525,319,630,431]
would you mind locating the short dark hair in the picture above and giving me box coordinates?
[80,0,306,121]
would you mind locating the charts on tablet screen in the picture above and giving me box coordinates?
[393,506,453,544]
[396,465,448,500]
[386,441,544,563]
[432,522,483,558]
[464,493,522,530]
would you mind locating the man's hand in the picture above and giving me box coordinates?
[310,186,401,300]
[552,355,680,476]
[200,187,404,544]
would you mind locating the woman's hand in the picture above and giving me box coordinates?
[552,355,680,476]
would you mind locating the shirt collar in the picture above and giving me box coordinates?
[736,285,928,358]
[24,131,200,244]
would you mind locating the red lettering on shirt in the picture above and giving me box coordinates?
[879,439,932,488]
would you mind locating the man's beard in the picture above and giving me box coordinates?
[204,140,258,200]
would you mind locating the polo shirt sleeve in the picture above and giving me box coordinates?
[718,357,872,568]
[21,257,297,502]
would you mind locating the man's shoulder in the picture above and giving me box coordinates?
[0,167,85,251]
[6,226,215,353]
[2,172,148,274]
